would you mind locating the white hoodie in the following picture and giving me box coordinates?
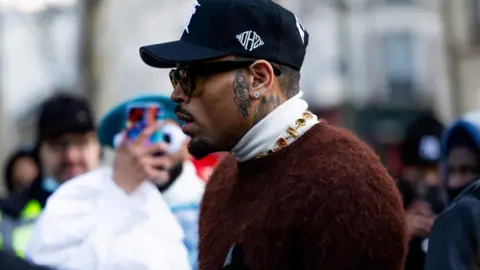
[25,167,191,270]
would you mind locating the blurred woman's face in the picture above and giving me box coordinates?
[12,157,39,193]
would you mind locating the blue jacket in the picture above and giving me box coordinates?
[426,110,480,270]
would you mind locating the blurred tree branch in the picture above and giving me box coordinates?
[80,0,102,109]
[441,0,461,116]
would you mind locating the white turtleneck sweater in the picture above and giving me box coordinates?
[231,91,319,162]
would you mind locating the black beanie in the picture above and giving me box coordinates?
[37,93,96,142]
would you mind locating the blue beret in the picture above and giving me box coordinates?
[98,95,179,149]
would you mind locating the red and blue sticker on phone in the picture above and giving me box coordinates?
[125,102,165,145]
[111,102,188,154]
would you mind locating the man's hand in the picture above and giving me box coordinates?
[406,214,435,238]
[112,124,172,194]
[405,200,436,238]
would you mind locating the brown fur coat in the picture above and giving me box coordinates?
[199,122,408,270]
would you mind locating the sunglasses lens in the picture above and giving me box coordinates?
[170,67,196,96]
[169,70,178,88]
[179,69,194,96]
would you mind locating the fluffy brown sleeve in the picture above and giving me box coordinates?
[295,128,408,270]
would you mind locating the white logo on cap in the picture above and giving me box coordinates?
[419,135,440,161]
[185,1,201,34]
[295,14,306,44]
[236,30,264,51]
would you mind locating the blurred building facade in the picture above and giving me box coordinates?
[348,0,451,118]
[338,0,454,171]
[280,0,453,121]
[443,0,480,115]
[252,0,449,174]
[279,0,454,172]
[0,0,83,194]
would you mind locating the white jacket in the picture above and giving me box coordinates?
[25,167,191,270]
[162,161,204,208]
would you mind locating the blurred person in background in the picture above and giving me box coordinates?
[140,0,407,269]
[0,93,101,259]
[3,148,40,195]
[425,110,480,270]
[98,95,204,270]
[397,113,444,270]
[25,96,191,270]
[399,113,445,214]
[36,94,101,185]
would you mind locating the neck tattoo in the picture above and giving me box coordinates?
[253,94,280,126]
[232,71,251,118]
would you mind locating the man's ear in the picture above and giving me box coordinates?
[248,60,275,99]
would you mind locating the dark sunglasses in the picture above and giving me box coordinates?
[169,60,282,96]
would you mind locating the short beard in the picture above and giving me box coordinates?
[188,138,219,159]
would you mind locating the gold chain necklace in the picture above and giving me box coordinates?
[256,110,320,158]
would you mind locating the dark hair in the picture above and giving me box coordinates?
[4,148,39,193]
[277,64,301,99]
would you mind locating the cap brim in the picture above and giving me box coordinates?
[140,40,230,68]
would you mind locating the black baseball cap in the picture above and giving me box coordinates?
[140,0,309,71]
[401,112,444,167]
[37,93,96,141]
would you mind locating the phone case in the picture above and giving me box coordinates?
[125,102,164,144]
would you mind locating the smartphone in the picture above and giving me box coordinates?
[125,102,164,145]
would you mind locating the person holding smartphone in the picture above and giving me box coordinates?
[24,100,191,270]
[98,94,205,270]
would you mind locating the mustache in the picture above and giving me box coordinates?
[175,105,195,120]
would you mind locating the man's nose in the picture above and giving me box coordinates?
[170,84,189,104]
[62,146,81,162]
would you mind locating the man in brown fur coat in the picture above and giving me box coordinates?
[139,0,408,269]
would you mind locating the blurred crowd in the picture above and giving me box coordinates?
[0,93,226,269]
[1,90,480,269]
